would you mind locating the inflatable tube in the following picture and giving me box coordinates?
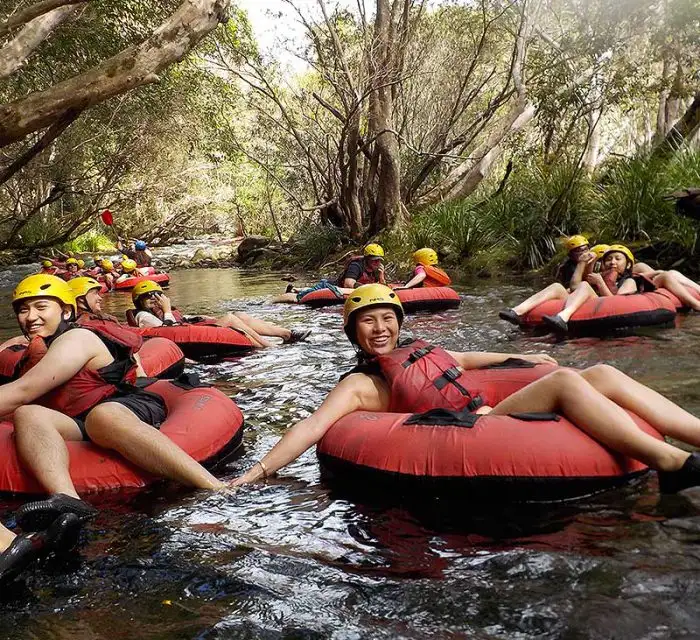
[138,337,185,379]
[519,291,676,335]
[317,365,662,503]
[136,325,255,361]
[299,286,461,312]
[0,378,244,495]
[114,273,170,291]
[654,285,700,310]
[0,336,184,380]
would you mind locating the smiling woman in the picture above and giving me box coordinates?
[232,283,700,494]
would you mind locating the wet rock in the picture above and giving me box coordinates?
[237,236,272,263]
[661,516,700,533]
[678,486,700,510]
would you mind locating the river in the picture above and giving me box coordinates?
[1,267,700,639]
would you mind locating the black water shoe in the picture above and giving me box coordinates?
[658,453,700,494]
[0,513,82,586]
[542,314,569,334]
[285,283,296,294]
[285,329,312,344]
[498,309,522,326]
[16,494,97,532]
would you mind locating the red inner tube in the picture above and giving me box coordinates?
[299,286,461,312]
[317,364,661,502]
[0,379,244,495]
[520,290,677,334]
[114,273,171,291]
[136,325,254,361]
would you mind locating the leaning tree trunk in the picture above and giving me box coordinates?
[653,91,700,157]
[0,3,85,80]
[0,0,230,147]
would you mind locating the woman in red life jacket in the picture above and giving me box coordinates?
[397,248,452,289]
[2,275,235,530]
[500,244,635,332]
[131,281,310,346]
[231,283,700,492]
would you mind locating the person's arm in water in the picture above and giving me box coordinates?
[399,266,426,290]
[231,372,389,486]
[447,350,558,369]
[0,329,109,415]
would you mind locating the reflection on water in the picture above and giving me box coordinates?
[1,268,700,638]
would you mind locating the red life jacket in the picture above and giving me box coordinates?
[421,265,451,287]
[338,257,380,286]
[16,317,143,417]
[373,339,483,414]
[0,344,27,382]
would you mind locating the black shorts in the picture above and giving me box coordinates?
[73,391,167,441]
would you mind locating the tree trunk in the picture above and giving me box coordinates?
[0,0,230,147]
[0,4,83,80]
[366,0,402,232]
[654,91,700,156]
[582,106,602,172]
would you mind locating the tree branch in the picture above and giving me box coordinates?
[0,107,83,186]
[0,0,86,39]
[0,3,85,80]
[0,0,230,147]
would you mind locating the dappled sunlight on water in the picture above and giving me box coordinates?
[1,268,700,638]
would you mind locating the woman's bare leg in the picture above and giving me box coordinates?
[231,312,291,340]
[270,293,299,304]
[556,281,597,322]
[652,272,700,310]
[490,368,690,471]
[581,364,700,445]
[214,314,273,348]
[512,283,569,316]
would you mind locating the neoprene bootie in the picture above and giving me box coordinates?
[16,494,97,532]
[0,513,82,587]
[658,453,700,494]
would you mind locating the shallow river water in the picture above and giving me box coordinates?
[1,268,700,639]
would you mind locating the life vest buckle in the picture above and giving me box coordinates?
[402,346,434,368]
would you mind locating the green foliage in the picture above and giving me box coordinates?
[594,151,700,250]
[480,162,597,269]
[292,224,344,267]
[59,232,115,254]
[380,151,700,275]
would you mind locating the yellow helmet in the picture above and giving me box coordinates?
[66,257,79,266]
[589,244,610,260]
[603,244,635,267]
[100,259,114,271]
[565,235,589,251]
[413,248,438,266]
[69,277,103,299]
[77,259,85,269]
[343,284,403,344]
[363,243,385,259]
[41,260,53,268]
[121,258,137,272]
[12,274,76,314]
[132,279,163,303]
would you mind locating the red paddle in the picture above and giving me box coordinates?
[100,209,121,243]
[100,209,113,226]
